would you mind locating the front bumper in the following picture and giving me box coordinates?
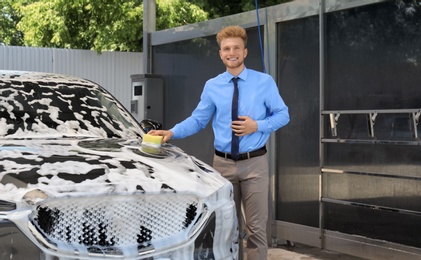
[1,192,238,260]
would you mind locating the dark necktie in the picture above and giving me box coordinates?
[231,77,239,160]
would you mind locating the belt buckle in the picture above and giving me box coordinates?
[246,152,250,159]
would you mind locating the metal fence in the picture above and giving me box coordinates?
[0,45,143,110]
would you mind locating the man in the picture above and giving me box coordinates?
[149,25,289,260]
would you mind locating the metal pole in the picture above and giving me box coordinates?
[143,0,156,74]
[264,7,278,246]
[318,0,326,250]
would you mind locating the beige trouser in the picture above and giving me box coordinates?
[213,153,269,260]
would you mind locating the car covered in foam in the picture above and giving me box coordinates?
[0,70,238,260]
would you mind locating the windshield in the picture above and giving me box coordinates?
[0,79,143,139]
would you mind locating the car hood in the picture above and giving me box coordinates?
[0,138,226,202]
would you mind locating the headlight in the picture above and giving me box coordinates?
[23,189,48,205]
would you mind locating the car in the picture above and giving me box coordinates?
[0,70,238,260]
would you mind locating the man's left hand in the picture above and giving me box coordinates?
[231,116,258,136]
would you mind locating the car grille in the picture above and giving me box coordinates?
[29,194,202,253]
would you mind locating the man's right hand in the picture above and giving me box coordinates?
[147,130,174,144]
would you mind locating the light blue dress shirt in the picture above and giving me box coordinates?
[170,67,290,154]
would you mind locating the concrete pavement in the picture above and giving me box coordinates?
[244,242,366,260]
[267,243,365,260]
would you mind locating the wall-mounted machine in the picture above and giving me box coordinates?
[130,74,164,124]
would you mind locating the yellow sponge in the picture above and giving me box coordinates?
[142,134,163,148]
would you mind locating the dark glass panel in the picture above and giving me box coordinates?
[324,202,421,248]
[325,1,421,111]
[276,15,320,226]
[323,1,421,248]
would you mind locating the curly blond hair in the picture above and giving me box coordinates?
[216,26,248,47]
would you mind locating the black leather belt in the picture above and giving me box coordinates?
[215,146,267,161]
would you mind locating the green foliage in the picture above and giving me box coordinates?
[16,0,144,51]
[0,0,24,45]
[11,0,209,52]
[156,0,208,29]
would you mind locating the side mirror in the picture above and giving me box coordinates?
[140,119,163,133]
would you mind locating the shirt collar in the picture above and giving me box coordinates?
[224,67,248,83]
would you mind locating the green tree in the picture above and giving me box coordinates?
[0,0,24,45]
[16,0,145,51]
[13,0,208,52]
[156,0,209,29]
